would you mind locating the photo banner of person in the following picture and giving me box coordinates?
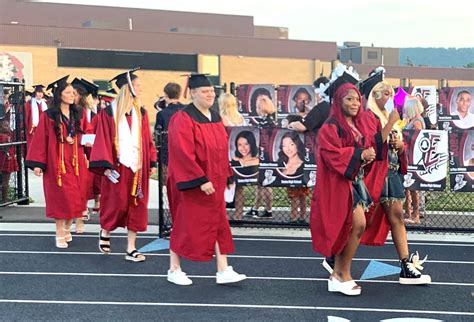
[258,127,307,187]
[438,87,474,131]
[448,129,474,192]
[411,85,437,127]
[276,85,315,116]
[402,129,449,191]
[236,84,277,123]
[226,126,260,186]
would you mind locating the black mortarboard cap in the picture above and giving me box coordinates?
[25,90,33,96]
[359,71,384,99]
[106,88,117,95]
[32,84,45,93]
[109,68,140,91]
[324,72,359,98]
[46,75,69,92]
[186,73,212,89]
[71,78,99,97]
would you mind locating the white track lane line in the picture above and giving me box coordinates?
[0,250,473,265]
[0,233,473,246]
[0,299,472,316]
[0,271,473,287]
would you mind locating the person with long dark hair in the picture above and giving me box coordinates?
[26,77,91,248]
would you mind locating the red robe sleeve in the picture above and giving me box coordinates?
[25,112,49,171]
[168,111,208,190]
[318,122,364,181]
[88,109,115,175]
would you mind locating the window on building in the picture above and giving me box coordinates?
[367,51,378,59]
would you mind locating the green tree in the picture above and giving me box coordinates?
[464,62,474,68]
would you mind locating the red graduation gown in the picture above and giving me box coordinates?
[84,111,102,200]
[24,100,44,148]
[360,110,408,246]
[89,106,157,232]
[25,109,89,219]
[309,119,366,257]
[167,104,235,262]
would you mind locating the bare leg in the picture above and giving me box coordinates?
[55,219,65,237]
[290,197,298,221]
[299,196,307,220]
[215,242,229,272]
[411,191,420,223]
[332,206,366,282]
[169,249,181,271]
[383,201,409,260]
[263,187,273,211]
[127,230,138,253]
[234,186,244,220]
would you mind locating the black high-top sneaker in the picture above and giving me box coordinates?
[255,210,273,218]
[244,209,258,217]
[399,252,431,285]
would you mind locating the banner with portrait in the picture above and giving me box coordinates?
[438,87,474,131]
[276,85,315,116]
[411,86,437,127]
[236,84,276,124]
[448,130,474,192]
[258,127,306,187]
[226,126,260,186]
[402,129,449,191]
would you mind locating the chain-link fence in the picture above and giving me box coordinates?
[158,126,473,236]
[0,81,29,207]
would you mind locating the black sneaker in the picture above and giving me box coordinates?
[244,209,258,217]
[399,252,431,285]
[254,210,273,219]
[322,256,335,274]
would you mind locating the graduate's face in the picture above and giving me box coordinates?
[237,137,250,157]
[294,92,310,109]
[73,89,80,105]
[282,137,298,159]
[373,86,392,109]
[192,86,215,109]
[132,78,142,98]
[61,85,75,105]
[341,89,361,117]
[35,91,44,100]
[456,93,471,114]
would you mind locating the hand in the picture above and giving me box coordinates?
[150,167,157,175]
[104,169,112,176]
[388,110,400,124]
[200,181,215,195]
[288,121,307,132]
[361,147,376,162]
[389,136,404,151]
[33,167,43,177]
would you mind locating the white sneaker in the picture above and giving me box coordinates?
[216,266,247,284]
[167,268,193,286]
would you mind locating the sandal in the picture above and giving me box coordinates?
[82,211,90,222]
[64,228,72,243]
[125,249,146,262]
[98,230,111,254]
[328,276,361,296]
[90,207,100,216]
[55,236,68,249]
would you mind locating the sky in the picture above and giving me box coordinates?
[38,0,474,48]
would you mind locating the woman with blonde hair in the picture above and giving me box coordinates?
[362,81,431,285]
[402,97,425,224]
[218,93,244,126]
[89,68,157,262]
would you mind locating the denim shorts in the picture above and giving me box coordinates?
[352,177,373,212]
[380,169,406,203]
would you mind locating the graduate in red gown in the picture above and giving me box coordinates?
[71,78,100,233]
[89,68,157,263]
[166,74,247,286]
[360,76,431,285]
[25,77,91,248]
[24,85,48,148]
[310,79,380,296]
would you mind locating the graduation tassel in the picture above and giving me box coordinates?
[73,139,79,176]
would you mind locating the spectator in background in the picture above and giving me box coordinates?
[219,93,244,127]
[155,82,184,181]
[402,97,425,224]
